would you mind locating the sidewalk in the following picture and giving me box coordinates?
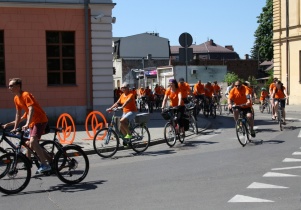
[42,111,211,155]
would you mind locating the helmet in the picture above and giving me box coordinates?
[261,87,266,90]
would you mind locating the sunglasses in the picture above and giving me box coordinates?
[8,84,15,88]
[234,85,241,87]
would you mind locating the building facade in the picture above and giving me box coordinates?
[0,0,115,123]
[113,33,170,89]
[273,0,301,104]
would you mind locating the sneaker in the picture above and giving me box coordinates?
[124,134,132,139]
[36,164,51,174]
[250,130,256,138]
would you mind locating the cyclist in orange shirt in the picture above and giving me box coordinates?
[3,78,51,174]
[272,80,288,123]
[193,80,205,100]
[228,80,255,137]
[161,79,185,135]
[259,87,268,108]
[139,87,146,97]
[212,81,221,103]
[108,82,137,140]
[204,81,216,115]
[178,78,193,104]
[269,78,278,118]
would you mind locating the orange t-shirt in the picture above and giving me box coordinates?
[131,89,137,98]
[204,84,214,97]
[228,86,250,107]
[193,83,205,95]
[119,93,137,113]
[160,87,166,95]
[260,91,268,101]
[273,86,286,99]
[269,83,276,93]
[178,82,191,98]
[145,89,151,96]
[14,91,48,128]
[212,84,220,93]
[139,88,146,96]
[165,88,184,107]
[154,86,161,95]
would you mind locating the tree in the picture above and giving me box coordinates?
[224,72,241,85]
[250,0,273,62]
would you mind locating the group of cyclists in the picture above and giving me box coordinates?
[225,77,289,138]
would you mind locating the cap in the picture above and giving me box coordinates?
[179,78,184,82]
[121,82,129,88]
[245,81,250,84]
[207,81,211,84]
[169,79,176,83]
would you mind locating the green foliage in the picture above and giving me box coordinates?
[250,0,273,61]
[246,75,258,86]
[223,72,241,85]
[264,69,274,89]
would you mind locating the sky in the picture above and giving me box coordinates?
[112,0,267,59]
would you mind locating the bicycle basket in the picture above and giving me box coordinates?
[134,113,149,124]
[161,111,172,120]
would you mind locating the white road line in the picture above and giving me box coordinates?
[247,182,288,189]
[228,195,274,203]
[272,166,301,171]
[263,172,299,177]
[286,117,301,122]
[292,152,301,155]
[298,129,301,138]
[283,158,301,162]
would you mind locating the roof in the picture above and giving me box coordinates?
[170,39,235,54]
[260,60,273,66]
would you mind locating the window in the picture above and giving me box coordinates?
[0,31,5,86]
[46,31,76,85]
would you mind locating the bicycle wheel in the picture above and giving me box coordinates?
[259,105,263,113]
[0,153,31,194]
[54,145,89,184]
[266,104,271,114]
[190,115,198,134]
[178,132,185,143]
[93,128,119,158]
[212,105,216,118]
[218,104,222,115]
[130,124,150,153]
[236,120,248,147]
[278,110,283,131]
[163,122,176,147]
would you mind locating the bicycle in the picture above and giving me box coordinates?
[213,95,222,115]
[0,126,89,194]
[259,98,271,114]
[161,107,185,147]
[232,105,254,147]
[184,101,198,134]
[275,98,287,131]
[93,107,150,158]
[203,97,216,118]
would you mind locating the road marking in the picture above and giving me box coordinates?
[283,158,301,162]
[286,117,301,122]
[272,166,301,171]
[247,182,288,189]
[292,152,301,155]
[228,195,274,203]
[298,129,301,138]
[263,172,299,177]
[253,126,259,130]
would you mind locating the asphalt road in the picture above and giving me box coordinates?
[1,107,301,210]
